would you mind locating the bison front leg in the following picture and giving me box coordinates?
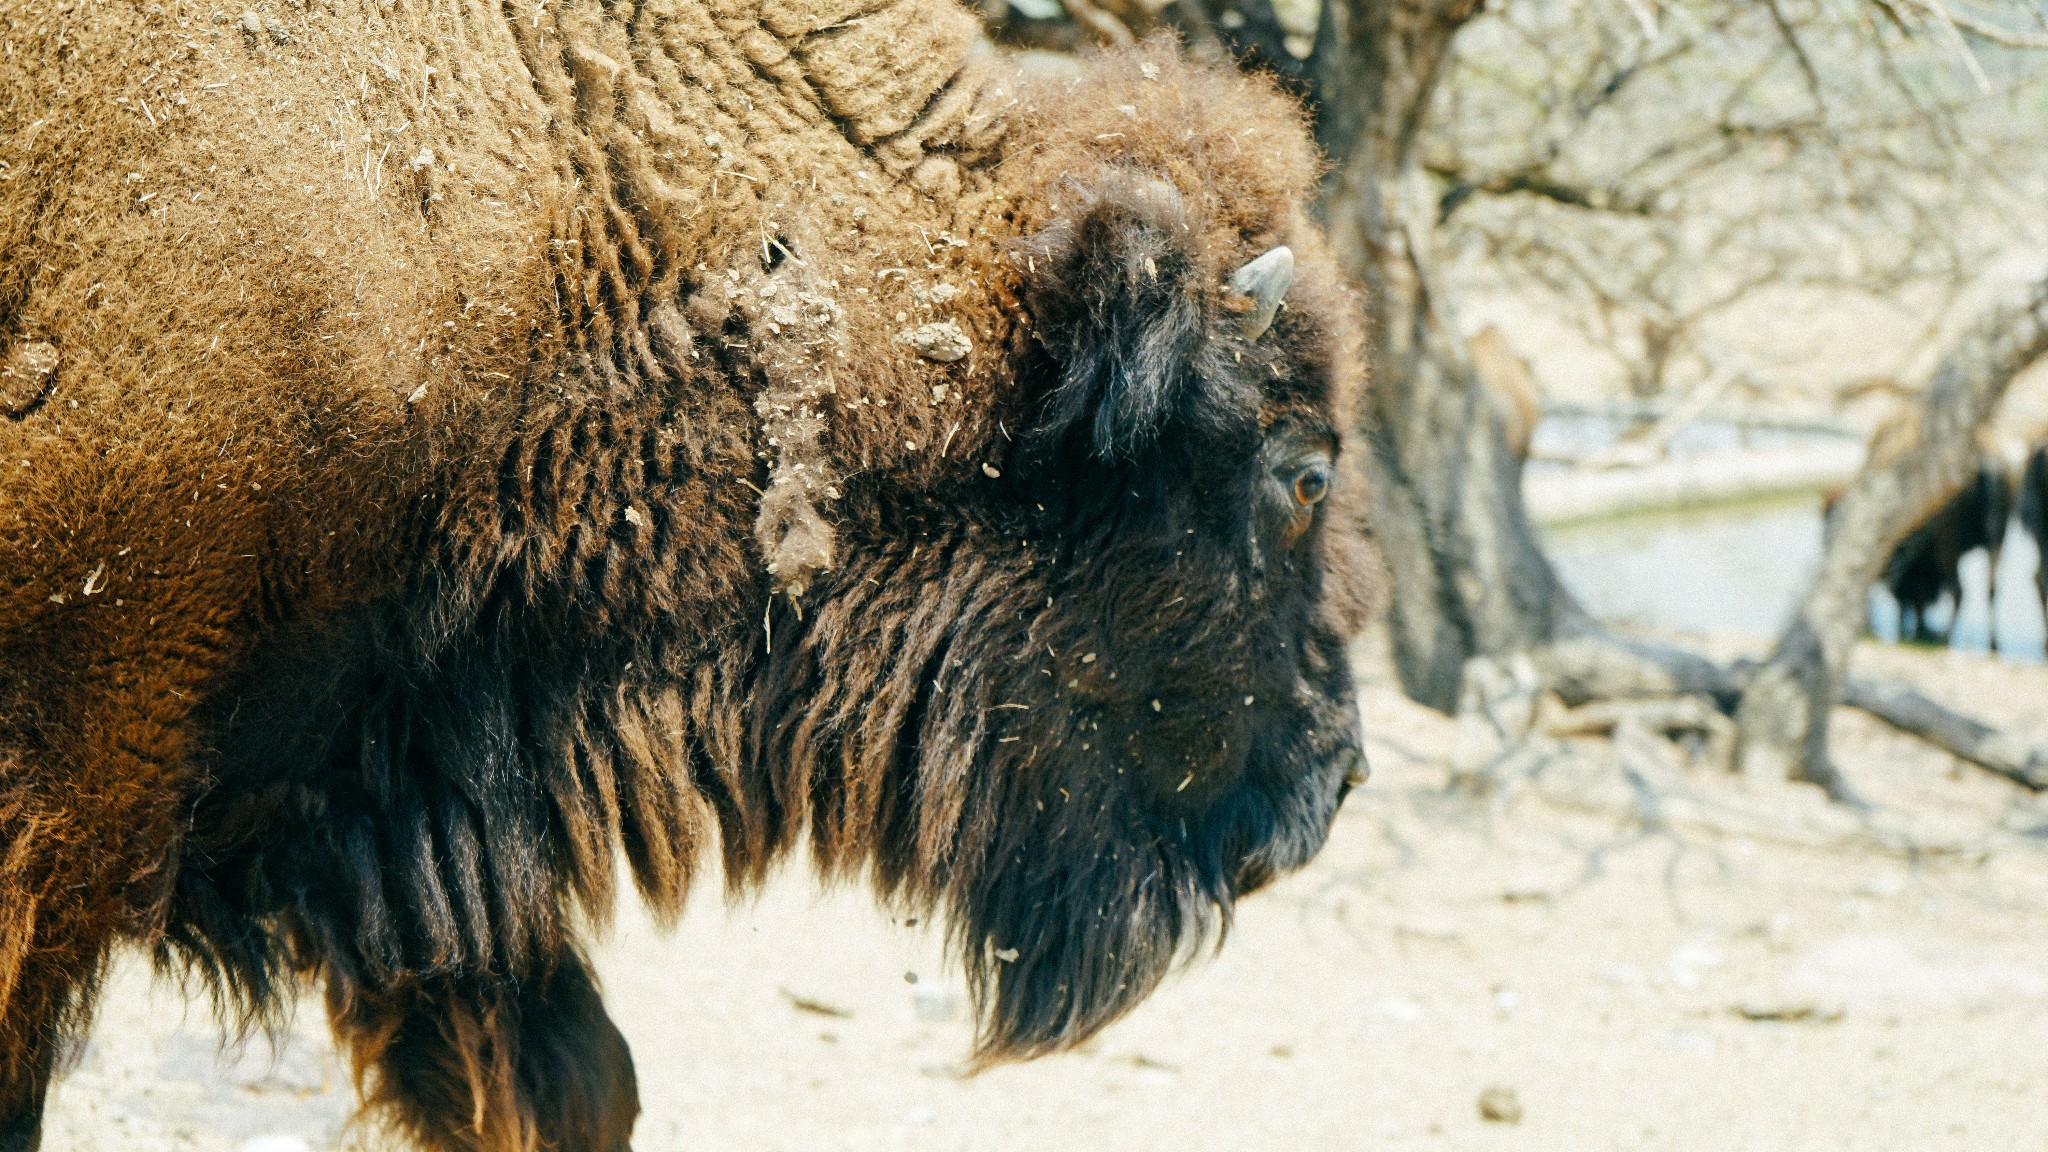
[330,950,638,1152]
[1,782,174,1152]
[0,929,113,1152]
[0,874,121,1152]
[0,949,81,1152]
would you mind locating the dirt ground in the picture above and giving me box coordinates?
[38,636,2048,1152]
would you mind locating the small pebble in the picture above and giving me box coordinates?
[1477,1085,1523,1125]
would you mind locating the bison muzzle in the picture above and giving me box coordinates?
[0,0,1375,1147]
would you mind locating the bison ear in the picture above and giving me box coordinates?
[1016,177,1251,462]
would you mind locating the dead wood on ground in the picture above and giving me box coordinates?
[1843,676,2048,791]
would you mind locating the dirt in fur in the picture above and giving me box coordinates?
[43,638,2048,1151]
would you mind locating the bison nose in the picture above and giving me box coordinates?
[1332,743,1369,802]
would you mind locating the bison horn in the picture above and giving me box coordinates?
[1228,246,1294,341]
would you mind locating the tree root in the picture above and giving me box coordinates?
[1456,628,2048,806]
[1536,631,1740,708]
[1537,693,1736,775]
[1441,644,2039,858]
[1842,675,2048,791]
[1449,642,1737,799]
[1508,734,2002,863]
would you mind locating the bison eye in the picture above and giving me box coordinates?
[1291,463,1330,509]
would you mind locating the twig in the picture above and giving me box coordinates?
[1765,0,1827,114]
[1618,0,1659,40]
[1057,0,1134,46]
[1577,365,1740,470]
[1920,0,1995,91]
[1902,0,2048,49]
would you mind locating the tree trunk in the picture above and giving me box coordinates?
[1302,0,1597,711]
[1174,0,1727,713]
[1734,276,2048,795]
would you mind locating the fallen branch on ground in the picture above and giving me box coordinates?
[1842,676,2048,791]
[1537,693,1737,775]
[1456,635,2048,801]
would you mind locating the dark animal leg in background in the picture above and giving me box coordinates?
[0,1050,52,1152]
[0,779,144,1152]
[329,950,639,1152]
[1979,462,2013,653]
[2021,446,2048,649]
[1987,539,2004,653]
[2038,560,2048,647]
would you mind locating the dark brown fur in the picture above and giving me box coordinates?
[0,2,1373,1147]
[2017,441,2048,631]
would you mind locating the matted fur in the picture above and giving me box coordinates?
[0,0,1373,1147]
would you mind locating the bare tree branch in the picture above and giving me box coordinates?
[1907,0,2048,47]
[1427,162,1656,221]
[1767,0,1831,113]
[1736,274,2048,795]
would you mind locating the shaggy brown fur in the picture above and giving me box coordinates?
[0,0,1373,1147]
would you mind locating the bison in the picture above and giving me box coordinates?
[0,0,1375,1148]
[2019,441,2048,632]
[1878,461,2010,647]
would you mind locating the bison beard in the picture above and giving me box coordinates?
[777,483,1364,1062]
[0,8,1373,1149]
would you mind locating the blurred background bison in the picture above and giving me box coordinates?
[0,2,1374,1148]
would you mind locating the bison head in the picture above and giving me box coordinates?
[750,161,1376,1065]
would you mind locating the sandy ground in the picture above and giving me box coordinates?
[37,638,2048,1152]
